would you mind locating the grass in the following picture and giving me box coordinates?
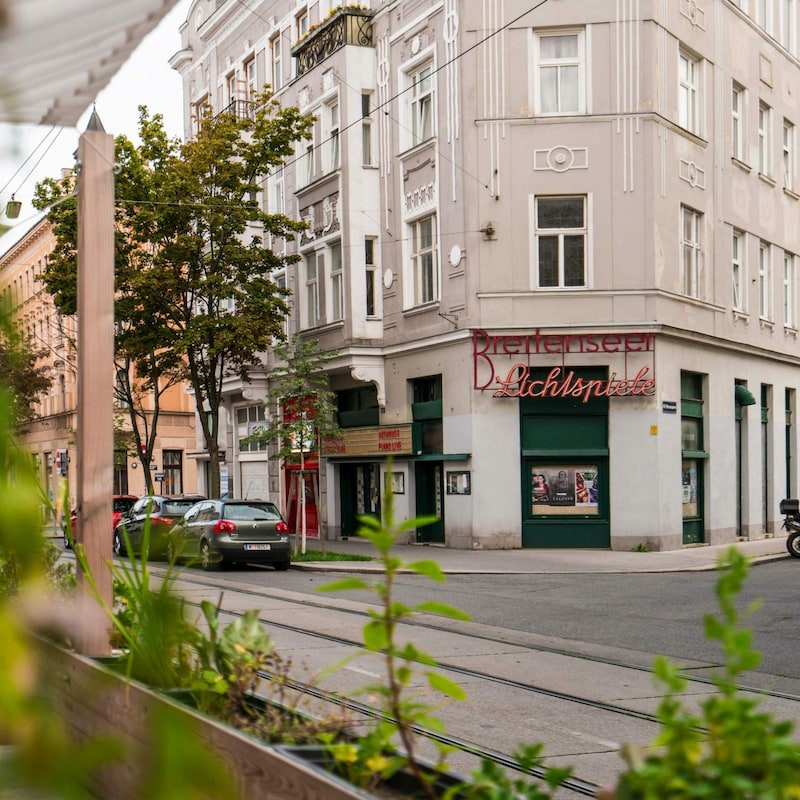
[291,549,373,563]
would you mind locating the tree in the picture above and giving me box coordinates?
[0,299,51,424]
[251,334,340,555]
[35,96,313,497]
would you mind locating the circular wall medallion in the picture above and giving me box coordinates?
[449,245,462,267]
[383,268,394,289]
[411,35,421,55]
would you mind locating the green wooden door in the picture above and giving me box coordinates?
[415,462,444,543]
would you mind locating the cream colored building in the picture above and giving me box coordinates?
[0,217,199,513]
[170,0,800,550]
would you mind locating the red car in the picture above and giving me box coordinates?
[64,494,137,548]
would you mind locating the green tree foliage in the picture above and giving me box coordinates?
[0,297,51,423]
[35,96,313,497]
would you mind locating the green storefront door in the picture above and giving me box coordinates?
[415,461,445,543]
[520,368,611,548]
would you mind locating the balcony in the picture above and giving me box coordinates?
[292,6,374,78]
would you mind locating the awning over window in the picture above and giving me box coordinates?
[0,0,182,125]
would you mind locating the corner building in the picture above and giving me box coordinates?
[171,0,800,551]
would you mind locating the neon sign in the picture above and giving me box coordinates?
[473,328,656,402]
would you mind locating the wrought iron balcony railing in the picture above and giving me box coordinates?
[291,6,374,78]
[215,99,255,121]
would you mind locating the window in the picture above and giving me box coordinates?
[237,406,268,453]
[365,237,377,316]
[681,205,702,298]
[409,63,435,146]
[245,58,257,101]
[679,50,701,135]
[162,450,184,495]
[733,229,746,312]
[271,34,283,90]
[410,215,438,305]
[732,82,745,161]
[297,136,315,188]
[226,72,237,108]
[361,93,374,166]
[782,0,796,49]
[305,253,321,327]
[325,100,340,172]
[534,29,586,114]
[759,101,772,176]
[330,242,343,321]
[267,166,285,215]
[784,119,795,189]
[534,196,587,288]
[785,251,796,327]
[756,0,771,31]
[759,240,771,319]
[296,9,309,41]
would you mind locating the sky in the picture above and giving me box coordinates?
[0,0,191,247]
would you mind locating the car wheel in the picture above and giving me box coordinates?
[113,530,126,557]
[200,541,218,571]
[274,560,290,571]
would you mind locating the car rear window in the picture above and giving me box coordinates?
[114,498,135,512]
[164,500,199,516]
[224,503,282,521]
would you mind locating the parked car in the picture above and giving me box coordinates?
[64,494,138,548]
[167,499,291,571]
[113,495,206,558]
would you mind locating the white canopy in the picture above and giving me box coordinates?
[0,0,182,125]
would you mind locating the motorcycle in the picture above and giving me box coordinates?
[780,499,800,557]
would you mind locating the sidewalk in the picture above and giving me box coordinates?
[290,534,791,574]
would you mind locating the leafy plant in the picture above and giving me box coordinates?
[317,469,470,799]
[444,744,571,800]
[606,547,800,799]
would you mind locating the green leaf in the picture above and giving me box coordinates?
[316,577,372,593]
[363,620,389,651]
[413,600,471,621]
[406,559,446,582]
[426,671,468,701]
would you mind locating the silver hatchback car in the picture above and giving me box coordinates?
[168,499,291,571]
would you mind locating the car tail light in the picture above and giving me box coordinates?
[275,521,289,533]
[151,516,172,525]
[213,520,237,534]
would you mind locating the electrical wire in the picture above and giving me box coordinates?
[0,125,63,196]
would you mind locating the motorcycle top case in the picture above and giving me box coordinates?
[780,498,800,515]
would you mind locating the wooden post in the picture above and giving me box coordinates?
[74,111,115,655]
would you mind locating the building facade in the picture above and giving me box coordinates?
[170,0,800,550]
[0,217,200,515]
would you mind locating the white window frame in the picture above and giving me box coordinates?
[732,82,745,162]
[365,237,377,317]
[268,166,285,215]
[532,195,588,289]
[782,0,796,50]
[681,205,702,299]
[305,252,320,328]
[297,135,315,189]
[533,28,587,115]
[679,49,701,135]
[271,33,283,91]
[759,240,772,320]
[784,119,795,190]
[237,405,268,453]
[226,72,237,109]
[409,214,439,306]
[759,101,773,177]
[245,57,257,101]
[785,251,796,327]
[296,9,309,41]
[361,93,374,166]
[732,229,746,312]
[325,100,340,172]
[756,0,772,32]
[407,60,435,148]
[330,241,343,321]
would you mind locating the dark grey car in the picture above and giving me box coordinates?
[167,499,291,571]
[113,495,207,558]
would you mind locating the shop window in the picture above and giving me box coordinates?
[412,375,442,454]
[680,371,706,545]
[113,449,128,495]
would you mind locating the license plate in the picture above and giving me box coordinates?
[244,543,271,551]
